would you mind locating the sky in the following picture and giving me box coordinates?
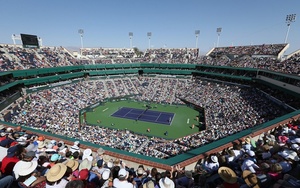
[0,0,300,55]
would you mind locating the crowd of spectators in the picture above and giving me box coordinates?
[81,48,135,59]
[142,48,199,64]
[195,44,300,75]
[0,45,75,71]
[195,55,300,76]
[278,53,300,75]
[2,77,289,160]
[1,116,300,188]
[142,79,289,158]
[0,43,299,76]
[209,44,287,56]
[143,49,170,64]
[0,53,20,71]
[0,42,299,187]
[168,48,199,64]
[253,84,300,110]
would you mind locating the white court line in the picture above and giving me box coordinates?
[170,114,175,125]
[123,108,134,117]
[155,113,162,122]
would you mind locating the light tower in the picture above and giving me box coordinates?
[38,37,43,47]
[147,32,152,50]
[284,14,296,43]
[129,32,133,48]
[195,30,200,49]
[216,27,222,47]
[11,34,21,47]
[78,29,84,55]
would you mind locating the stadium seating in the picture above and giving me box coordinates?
[0,42,300,187]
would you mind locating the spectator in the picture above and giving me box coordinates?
[217,166,239,188]
[92,159,106,174]
[243,137,254,151]
[36,155,50,176]
[240,152,260,174]
[268,163,283,181]
[272,173,300,188]
[133,167,146,188]
[49,154,61,167]
[13,160,46,187]
[203,154,219,173]
[99,168,111,188]
[256,162,273,187]
[82,148,93,161]
[0,145,22,176]
[70,141,80,154]
[113,168,134,188]
[78,159,100,186]
[192,164,208,187]
[78,168,96,188]
[66,159,79,174]
[95,147,105,161]
[65,179,84,188]
[159,176,174,188]
[175,170,194,188]
[45,163,69,188]
[23,151,37,162]
[0,175,14,188]
[57,141,67,154]
[242,170,261,188]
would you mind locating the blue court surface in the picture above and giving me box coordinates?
[111,107,174,125]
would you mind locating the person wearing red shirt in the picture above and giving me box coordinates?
[278,134,289,144]
[287,123,298,130]
[0,145,22,176]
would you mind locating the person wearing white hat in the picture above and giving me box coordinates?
[16,136,28,146]
[79,158,93,171]
[82,148,93,162]
[133,167,146,188]
[159,176,175,188]
[203,154,219,173]
[290,138,300,144]
[13,160,46,187]
[69,141,80,154]
[241,158,260,174]
[101,169,110,181]
[291,143,300,151]
[113,168,134,188]
[278,149,300,162]
[99,168,111,188]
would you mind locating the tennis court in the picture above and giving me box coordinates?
[111,107,174,125]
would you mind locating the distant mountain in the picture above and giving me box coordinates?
[64,46,80,52]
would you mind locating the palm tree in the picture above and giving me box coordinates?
[133,47,143,57]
